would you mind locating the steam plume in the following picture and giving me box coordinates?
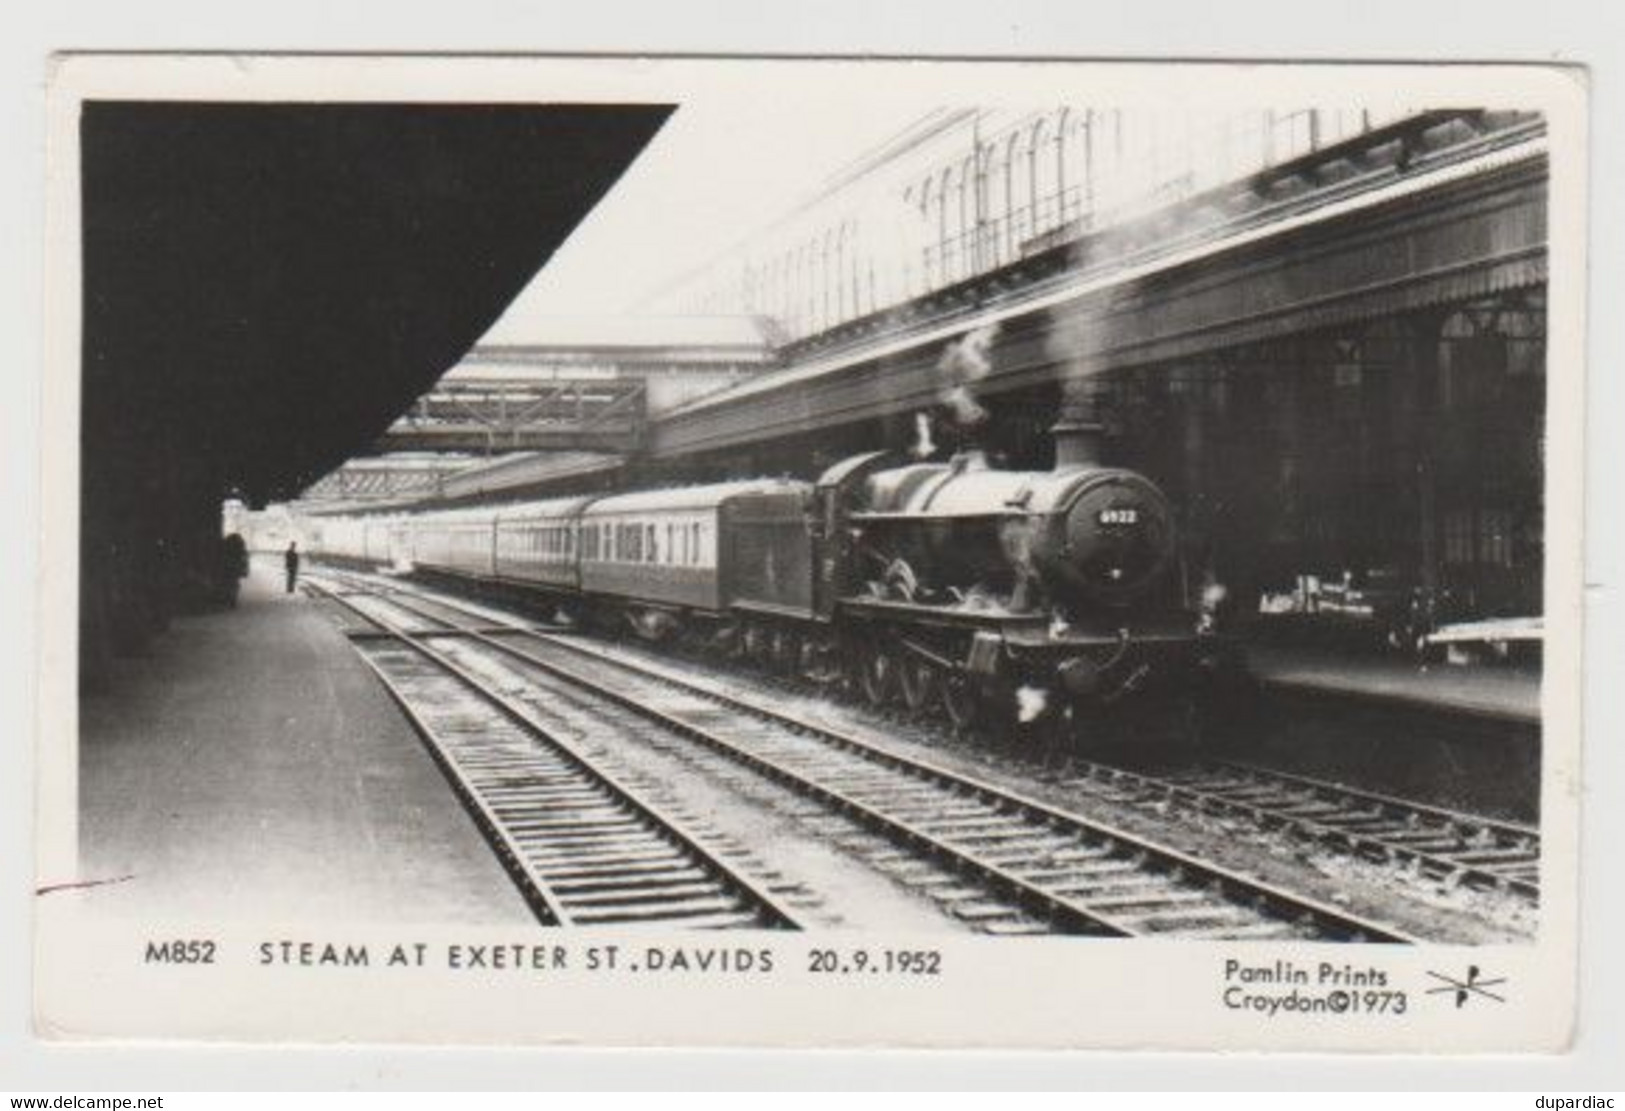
[935,322,1000,428]
[910,412,937,459]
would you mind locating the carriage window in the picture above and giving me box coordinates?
[692,521,703,565]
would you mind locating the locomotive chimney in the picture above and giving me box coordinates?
[1051,389,1104,470]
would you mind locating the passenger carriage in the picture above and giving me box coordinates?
[576,479,807,637]
[410,505,498,579]
[491,496,596,593]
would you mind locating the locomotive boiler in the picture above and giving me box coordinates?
[848,430,1177,615]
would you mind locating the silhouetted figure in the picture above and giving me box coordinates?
[284,541,300,594]
[218,533,249,607]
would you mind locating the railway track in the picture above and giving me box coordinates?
[1060,761,1540,901]
[305,580,807,930]
[410,583,1543,909]
[313,570,1417,942]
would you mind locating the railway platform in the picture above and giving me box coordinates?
[1237,636,1541,824]
[74,557,534,924]
[1245,640,1540,725]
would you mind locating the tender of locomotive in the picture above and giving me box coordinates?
[306,423,1235,742]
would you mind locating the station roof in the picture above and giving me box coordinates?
[82,101,673,507]
[473,313,776,353]
[439,451,625,500]
[582,477,805,516]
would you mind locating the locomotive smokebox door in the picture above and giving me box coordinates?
[1030,471,1178,610]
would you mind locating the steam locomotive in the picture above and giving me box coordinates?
[308,422,1239,744]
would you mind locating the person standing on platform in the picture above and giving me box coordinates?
[284,541,300,595]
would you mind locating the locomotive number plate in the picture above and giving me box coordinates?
[1097,507,1140,526]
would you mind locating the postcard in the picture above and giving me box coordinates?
[35,53,1586,1051]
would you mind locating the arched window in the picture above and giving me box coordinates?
[1006,129,1030,254]
[960,152,979,276]
[1055,107,1071,223]
[1076,108,1096,223]
[775,251,792,325]
[942,167,962,285]
[1028,118,1048,232]
[839,219,860,319]
[992,132,1018,264]
[792,242,811,336]
[917,176,938,287]
[804,240,819,334]
[821,226,839,327]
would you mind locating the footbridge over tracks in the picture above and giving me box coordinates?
[374,376,650,454]
[297,456,475,507]
[366,316,779,455]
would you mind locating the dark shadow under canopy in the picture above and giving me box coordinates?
[79,100,672,669]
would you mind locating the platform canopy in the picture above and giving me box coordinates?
[81,101,674,507]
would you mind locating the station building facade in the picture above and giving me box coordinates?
[643,107,1548,629]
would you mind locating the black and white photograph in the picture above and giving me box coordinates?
[33,54,1586,1052]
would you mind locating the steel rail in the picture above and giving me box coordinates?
[306,578,807,931]
[1065,759,1539,902]
[341,573,1417,942]
[1206,761,1539,899]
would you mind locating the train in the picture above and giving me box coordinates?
[306,423,1244,745]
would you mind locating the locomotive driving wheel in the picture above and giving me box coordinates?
[940,673,980,734]
[859,644,900,707]
[898,656,939,715]
[742,622,770,663]
[769,628,802,676]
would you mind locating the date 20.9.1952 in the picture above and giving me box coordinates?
[807,948,941,976]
